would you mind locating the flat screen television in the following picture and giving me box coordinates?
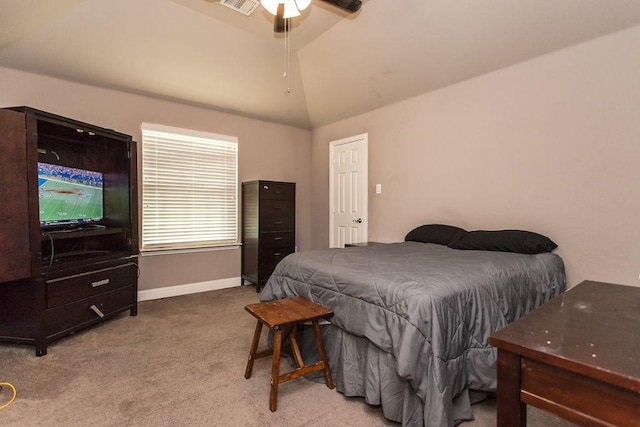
[38,162,104,229]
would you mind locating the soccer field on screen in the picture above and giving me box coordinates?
[39,178,103,223]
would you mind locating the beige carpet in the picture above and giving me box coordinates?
[0,285,576,426]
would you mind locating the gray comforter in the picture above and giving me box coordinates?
[260,242,566,426]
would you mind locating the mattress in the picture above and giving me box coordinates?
[260,241,566,426]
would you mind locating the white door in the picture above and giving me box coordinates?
[329,133,368,248]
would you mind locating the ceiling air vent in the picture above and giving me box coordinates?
[219,0,260,16]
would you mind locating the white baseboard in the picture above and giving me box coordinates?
[138,277,242,302]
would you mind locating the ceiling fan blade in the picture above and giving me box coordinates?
[274,3,285,33]
[319,0,362,13]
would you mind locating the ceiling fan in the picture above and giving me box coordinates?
[261,0,362,33]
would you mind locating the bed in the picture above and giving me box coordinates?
[259,226,566,427]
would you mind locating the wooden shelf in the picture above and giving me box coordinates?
[42,227,125,241]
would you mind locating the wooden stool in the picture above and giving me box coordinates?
[244,296,335,412]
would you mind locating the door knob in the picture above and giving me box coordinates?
[353,218,363,223]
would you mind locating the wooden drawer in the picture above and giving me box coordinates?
[46,262,137,309]
[259,231,294,249]
[46,285,136,337]
[521,358,640,427]
[259,181,295,200]
[259,247,294,266]
[258,248,294,283]
[260,200,294,231]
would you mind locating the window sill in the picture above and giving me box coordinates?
[140,244,241,257]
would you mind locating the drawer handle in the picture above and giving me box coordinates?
[274,252,282,256]
[273,221,283,225]
[90,305,105,318]
[273,237,283,240]
[91,278,110,288]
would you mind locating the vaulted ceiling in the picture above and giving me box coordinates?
[2,0,640,129]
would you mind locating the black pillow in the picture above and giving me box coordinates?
[404,224,468,246]
[448,229,557,254]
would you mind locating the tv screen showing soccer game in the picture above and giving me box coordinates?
[38,162,104,228]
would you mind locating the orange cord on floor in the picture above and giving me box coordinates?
[0,382,17,409]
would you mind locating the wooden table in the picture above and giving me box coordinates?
[489,280,640,426]
[244,296,335,412]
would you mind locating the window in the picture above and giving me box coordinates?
[141,123,238,252]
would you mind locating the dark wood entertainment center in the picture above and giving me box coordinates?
[0,106,138,356]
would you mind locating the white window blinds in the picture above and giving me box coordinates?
[141,123,238,251]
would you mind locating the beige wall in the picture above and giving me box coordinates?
[0,67,312,291]
[2,24,639,292]
[311,26,640,288]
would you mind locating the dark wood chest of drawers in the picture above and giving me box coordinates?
[241,180,295,292]
[0,257,138,356]
[44,259,138,340]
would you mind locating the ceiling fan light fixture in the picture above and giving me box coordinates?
[283,1,301,18]
[294,0,312,11]
[261,0,310,17]
[260,0,279,15]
